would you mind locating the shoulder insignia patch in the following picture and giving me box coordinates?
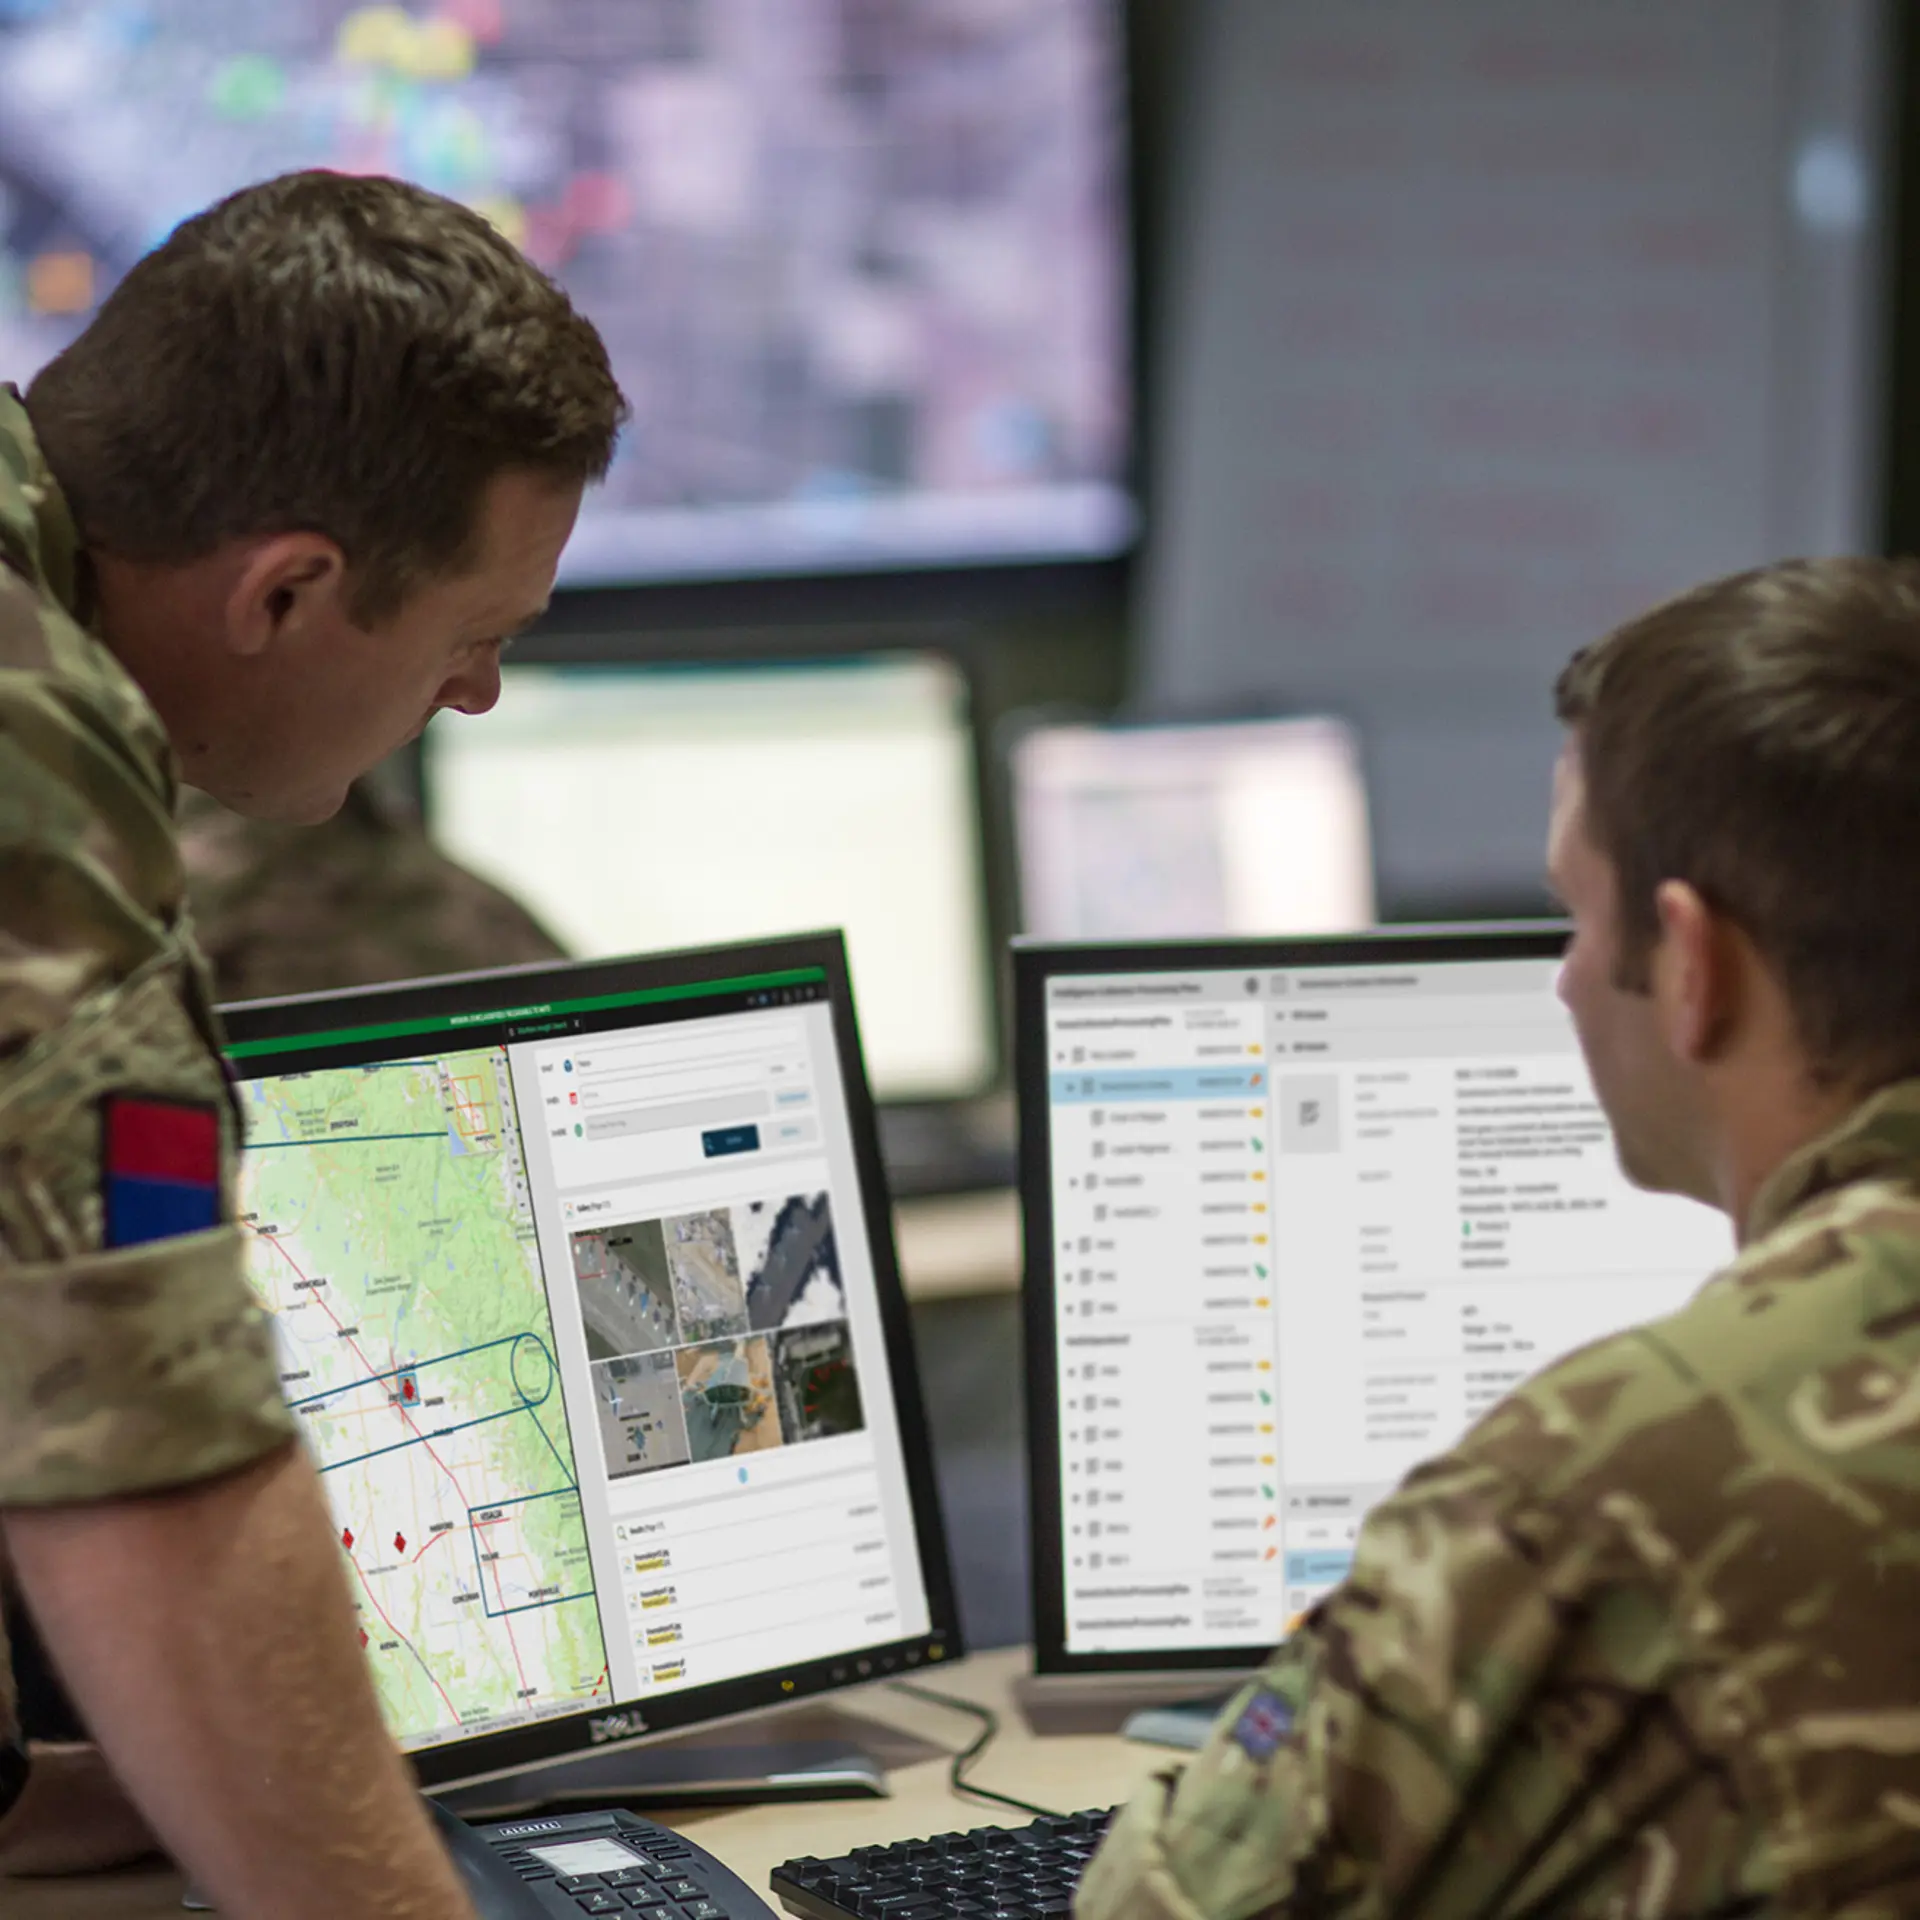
[1229,1688,1294,1761]
[101,1095,221,1246]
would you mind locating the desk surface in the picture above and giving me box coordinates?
[6,1648,1157,1919]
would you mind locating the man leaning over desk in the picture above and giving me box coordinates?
[1078,557,1920,1919]
[0,170,625,1917]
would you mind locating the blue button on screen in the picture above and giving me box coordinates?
[702,1124,761,1158]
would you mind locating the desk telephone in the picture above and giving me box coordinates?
[429,1801,781,1920]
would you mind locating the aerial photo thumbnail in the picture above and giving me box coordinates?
[738,1191,845,1332]
[571,1217,681,1360]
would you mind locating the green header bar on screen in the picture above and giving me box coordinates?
[223,967,830,1060]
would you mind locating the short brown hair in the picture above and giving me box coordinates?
[26,170,627,622]
[1556,556,1920,1088]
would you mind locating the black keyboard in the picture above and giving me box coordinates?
[771,1808,1116,1920]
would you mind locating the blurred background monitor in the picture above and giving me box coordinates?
[0,0,1132,588]
[423,653,997,1106]
[1009,714,1376,940]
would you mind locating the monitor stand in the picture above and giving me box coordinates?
[1013,1666,1255,1737]
[1117,1695,1234,1751]
[434,1734,889,1819]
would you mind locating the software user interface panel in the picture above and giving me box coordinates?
[1042,956,1728,1655]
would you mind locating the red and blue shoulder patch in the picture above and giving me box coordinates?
[1229,1687,1295,1762]
[101,1095,222,1247]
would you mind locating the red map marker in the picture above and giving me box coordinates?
[342,1527,355,1551]
[358,1629,369,1649]
[394,1532,407,1554]
[402,1378,416,1401]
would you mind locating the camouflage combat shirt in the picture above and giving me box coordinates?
[1078,1082,1920,1920]
[0,385,294,1537]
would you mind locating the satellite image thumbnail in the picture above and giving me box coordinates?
[664,1207,747,1345]
[676,1336,783,1464]
[570,1218,681,1360]
[592,1351,691,1481]
[773,1322,865,1445]
[739,1192,845,1332]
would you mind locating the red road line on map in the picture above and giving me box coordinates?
[250,1229,534,1702]
[413,1531,452,1565]
[348,1553,462,1725]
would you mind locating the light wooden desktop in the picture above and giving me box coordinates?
[5,1649,1159,1920]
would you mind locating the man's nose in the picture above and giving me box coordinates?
[441,652,503,718]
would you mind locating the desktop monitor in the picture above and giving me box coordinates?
[1015,927,1730,1674]
[422,654,997,1106]
[219,933,960,1787]
[1009,716,1376,941]
[0,0,1132,586]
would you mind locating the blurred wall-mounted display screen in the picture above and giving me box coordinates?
[423,654,997,1104]
[1010,715,1377,940]
[0,0,1133,586]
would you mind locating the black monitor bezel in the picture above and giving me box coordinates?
[1016,923,1571,1677]
[220,931,963,1788]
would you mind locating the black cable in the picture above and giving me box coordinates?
[886,1679,1066,1820]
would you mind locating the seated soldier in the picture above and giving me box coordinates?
[1079,556,1920,1919]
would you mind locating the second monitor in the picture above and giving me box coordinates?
[1016,927,1731,1675]
[424,653,997,1106]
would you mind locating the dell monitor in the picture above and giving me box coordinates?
[421,654,997,1107]
[1015,927,1729,1672]
[220,933,958,1788]
[0,0,1132,586]
[1009,716,1376,941]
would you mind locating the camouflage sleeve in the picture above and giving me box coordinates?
[0,1223,291,1505]
[1073,1449,1685,1920]
[0,576,296,1507]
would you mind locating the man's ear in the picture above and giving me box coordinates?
[220,533,347,658]
[1649,879,1734,1064]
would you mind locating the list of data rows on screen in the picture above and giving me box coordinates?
[1044,959,1729,1656]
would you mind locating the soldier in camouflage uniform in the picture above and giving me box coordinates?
[1077,558,1920,1920]
[2,779,568,1827]
[0,172,623,1915]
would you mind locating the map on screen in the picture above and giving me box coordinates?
[236,1048,613,1748]
[0,0,1131,583]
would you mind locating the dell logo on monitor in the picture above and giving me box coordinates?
[590,1710,649,1744]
